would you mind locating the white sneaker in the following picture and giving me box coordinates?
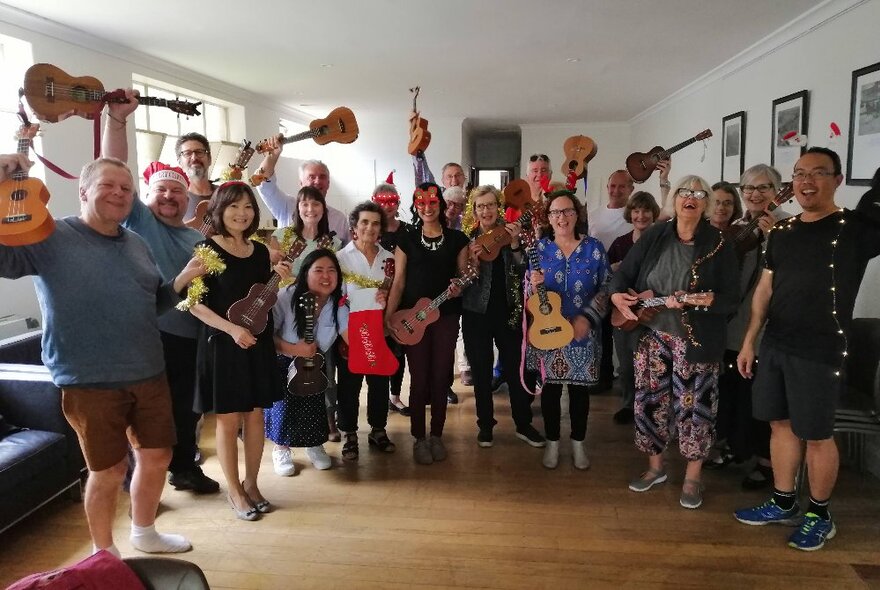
[272,447,296,477]
[571,439,590,470]
[542,440,560,469]
[305,445,332,470]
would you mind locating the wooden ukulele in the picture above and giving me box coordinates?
[561,135,598,178]
[524,235,575,350]
[226,232,335,334]
[626,129,713,183]
[287,292,330,397]
[407,86,431,155]
[474,181,536,261]
[0,123,54,247]
[183,141,256,235]
[250,107,359,186]
[388,265,479,346]
[22,63,201,122]
[611,289,715,331]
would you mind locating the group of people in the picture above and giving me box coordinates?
[1,92,878,559]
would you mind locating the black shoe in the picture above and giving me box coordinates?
[742,463,773,490]
[389,400,411,416]
[477,428,494,448]
[612,407,634,425]
[447,389,459,404]
[168,467,220,494]
[490,376,505,392]
[704,451,736,471]
[515,425,546,448]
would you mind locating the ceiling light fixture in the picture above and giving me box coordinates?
[566,57,581,63]
[320,63,334,68]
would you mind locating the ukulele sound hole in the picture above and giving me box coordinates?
[10,189,27,201]
[71,85,90,103]
[539,303,551,315]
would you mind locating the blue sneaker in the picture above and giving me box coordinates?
[788,513,836,551]
[734,499,800,526]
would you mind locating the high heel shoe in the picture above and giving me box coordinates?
[227,494,260,521]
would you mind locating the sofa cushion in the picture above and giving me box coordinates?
[0,412,23,439]
[0,429,68,495]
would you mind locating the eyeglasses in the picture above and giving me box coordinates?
[529,154,549,162]
[179,149,209,159]
[676,188,708,200]
[547,207,577,218]
[474,203,498,211]
[741,183,774,194]
[792,170,835,182]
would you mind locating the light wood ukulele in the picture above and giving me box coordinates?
[0,123,54,246]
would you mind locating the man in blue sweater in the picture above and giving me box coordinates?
[0,141,205,557]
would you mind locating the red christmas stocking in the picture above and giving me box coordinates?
[347,309,399,375]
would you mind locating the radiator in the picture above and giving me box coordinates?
[0,316,39,340]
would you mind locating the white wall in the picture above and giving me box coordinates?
[629,0,880,317]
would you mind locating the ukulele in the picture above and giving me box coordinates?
[22,63,201,122]
[183,141,256,235]
[611,289,715,331]
[388,265,479,346]
[474,180,537,261]
[226,232,336,334]
[524,234,575,350]
[250,107,359,187]
[561,135,598,178]
[407,86,431,155]
[625,129,713,183]
[286,292,330,397]
[0,123,54,247]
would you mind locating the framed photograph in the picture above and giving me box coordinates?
[771,90,809,174]
[847,61,880,185]
[721,111,746,184]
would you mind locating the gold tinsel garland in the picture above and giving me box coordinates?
[462,186,506,237]
[343,271,385,289]
[176,245,226,311]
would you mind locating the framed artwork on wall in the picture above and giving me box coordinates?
[771,90,809,175]
[847,60,880,186]
[721,111,746,184]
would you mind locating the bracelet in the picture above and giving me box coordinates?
[659,181,671,189]
[107,113,127,126]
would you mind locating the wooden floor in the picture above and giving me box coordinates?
[2,383,880,589]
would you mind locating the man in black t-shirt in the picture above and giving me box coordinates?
[734,148,880,552]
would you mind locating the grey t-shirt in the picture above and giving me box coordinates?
[643,241,692,337]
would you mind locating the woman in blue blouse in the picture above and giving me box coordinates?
[528,189,611,470]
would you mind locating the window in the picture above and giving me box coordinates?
[0,35,41,180]
[277,118,313,160]
[132,78,235,183]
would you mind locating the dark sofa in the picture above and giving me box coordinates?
[0,330,85,534]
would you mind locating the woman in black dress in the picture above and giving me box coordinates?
[190,182,290,521]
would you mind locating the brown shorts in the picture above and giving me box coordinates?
[62,373,176,471]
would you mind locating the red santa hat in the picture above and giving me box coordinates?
[143,161,189,189]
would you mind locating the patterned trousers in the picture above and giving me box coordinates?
[633,330,719,461]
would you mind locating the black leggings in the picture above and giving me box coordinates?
[540,383,590,441]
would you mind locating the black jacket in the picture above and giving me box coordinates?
[608,218,739,363]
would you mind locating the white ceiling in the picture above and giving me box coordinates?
[3,0,826,125]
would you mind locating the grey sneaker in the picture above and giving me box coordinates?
[628,468,668,492]
[428,435,447,462]
[413,438,433,465]
[680,479,704,509]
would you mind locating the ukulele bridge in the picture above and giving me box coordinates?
[2,213,32,224]
[539,326,563,335]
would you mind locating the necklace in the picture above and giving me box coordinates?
[420,230,445,251]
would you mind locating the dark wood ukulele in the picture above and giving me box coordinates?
[611,289,715,331]
[626,129,712,183]
[287,292,330,397]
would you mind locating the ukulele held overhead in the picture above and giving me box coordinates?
[0,122,54,246]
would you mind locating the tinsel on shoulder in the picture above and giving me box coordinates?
[462,186,506,238]
[176,245,226,311]
[343,271,385,289]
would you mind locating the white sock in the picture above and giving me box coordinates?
[92,544,121,558]
[130,523,192,553]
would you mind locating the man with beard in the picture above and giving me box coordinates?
[103,95,219,495]
[176,132,215,221]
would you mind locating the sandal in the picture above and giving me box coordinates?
[341,432,359,461]
[368,429,396,453]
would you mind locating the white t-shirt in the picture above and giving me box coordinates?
[337,241,395,312]
[588,206,632,251]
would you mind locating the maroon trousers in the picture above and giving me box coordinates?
[405,313,460,439]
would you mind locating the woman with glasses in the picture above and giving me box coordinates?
[528,188,610,470]
[610,176,738,509]
[385,183,470,465]
[461,186,545,448]
[712,165,792,489]
[707,182,744,232]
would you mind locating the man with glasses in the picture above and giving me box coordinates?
[176,133,216,221]
[526,154,552,203]
[735,147,880,551]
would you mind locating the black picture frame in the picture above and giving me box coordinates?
[771,90,809,172]
[847,61,880,186]
[721,111,746,184]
